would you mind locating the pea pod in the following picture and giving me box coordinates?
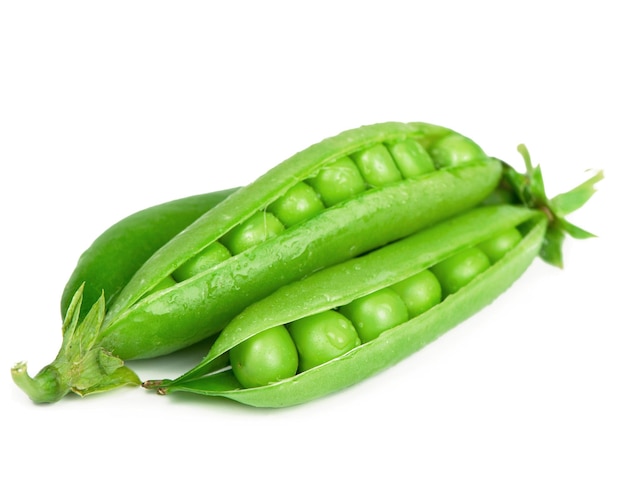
[152,205,541,401]
[151,155,602,407]
[61,187,238,322]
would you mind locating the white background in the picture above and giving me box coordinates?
[1,1,624,478]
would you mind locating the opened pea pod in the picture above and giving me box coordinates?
[149,149,602,408]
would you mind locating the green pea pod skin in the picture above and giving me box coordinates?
[157,205,548,407]
[100,157,501,360]
[61,187,239,321]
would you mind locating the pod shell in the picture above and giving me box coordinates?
[61,188,237,321]
[162,206,547,407]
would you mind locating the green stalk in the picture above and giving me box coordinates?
[12,285,140,403]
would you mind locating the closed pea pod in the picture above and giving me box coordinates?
[151,155,602,407]
[61,187,239,323]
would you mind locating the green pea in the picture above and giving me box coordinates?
[477,227,523,263]
[149,275,176,291]
[172,242,232,281]
[140,274,177,300]
[220,211,285,255]
[230,326,298,388]
[350,144,403,186]
[429,133,487,168]
[306,156,367,206]
[390,269,441,318]
[386,139,435,178]
[340,288,409,343]
[288,311,361,371]
[267,182,325,227]
[431,247,491,297]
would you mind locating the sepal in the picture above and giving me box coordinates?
[499,144,603,267]
[12,284,140,403]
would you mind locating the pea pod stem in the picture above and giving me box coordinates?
[12,284,141,402]
[499,145,603,267]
